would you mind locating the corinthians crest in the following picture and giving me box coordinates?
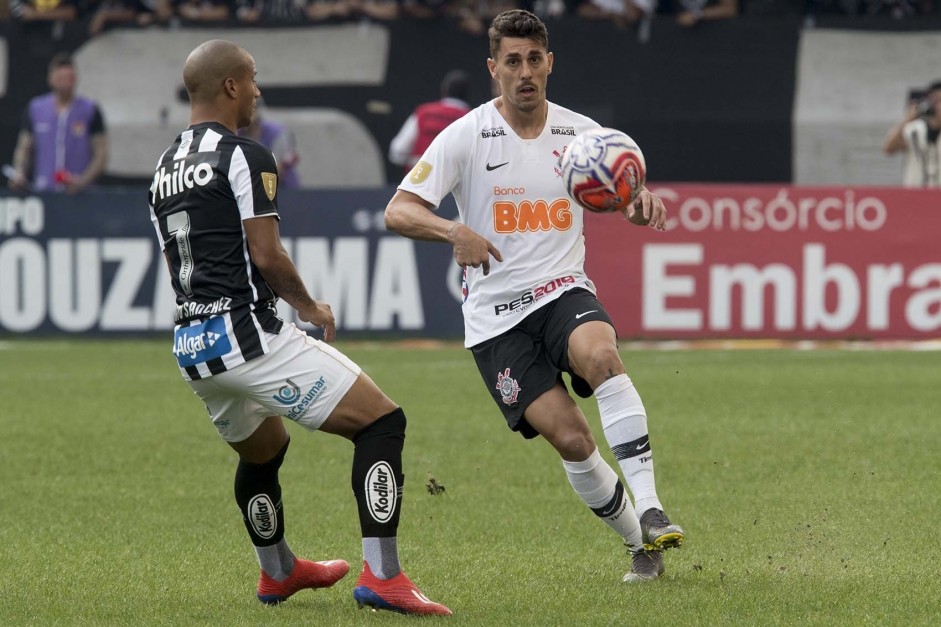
[495,368,520,406]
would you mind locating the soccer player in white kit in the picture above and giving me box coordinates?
[385,9,685,582]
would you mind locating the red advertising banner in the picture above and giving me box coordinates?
[584,185,941,340]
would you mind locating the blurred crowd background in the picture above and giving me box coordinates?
[2,6,940,341]
[3,1,941,192]
[6,0,937,36]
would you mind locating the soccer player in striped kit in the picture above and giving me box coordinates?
[148,39,449,615]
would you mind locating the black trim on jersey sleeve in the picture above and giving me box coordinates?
[229,141,280,221]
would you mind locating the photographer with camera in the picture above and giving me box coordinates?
[884,81,941,187]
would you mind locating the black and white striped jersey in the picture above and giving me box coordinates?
[148,121,284,381]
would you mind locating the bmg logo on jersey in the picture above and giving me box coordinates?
[150,156,216,204]
[493,198,573,233]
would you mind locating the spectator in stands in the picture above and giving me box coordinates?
[136,0,176,24]
[87,0,174,35]
[883,81,941,187]
[530,0,567,16]
[9,0,78,21]
[88,0,138,35]
[305,0,342,20]
[305,0,399,22]
[454,0,517,35]
[669,0,738,26]
[238,100,302,188]
[176,0,232,21]
[237,0,304,22]
[8,53,108,194]
[389,69,470,174]
[400,0,448,18]
[576,0,651,26]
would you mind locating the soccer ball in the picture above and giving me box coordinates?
[560,128,646,213]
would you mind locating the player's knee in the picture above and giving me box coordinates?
[238,437,289,473]
[550,427,596,461]
[577,343,623,384]
[353,406,406,444]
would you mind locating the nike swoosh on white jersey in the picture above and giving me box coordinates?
[575,310,598,319]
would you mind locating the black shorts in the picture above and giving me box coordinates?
[470,288,614,439]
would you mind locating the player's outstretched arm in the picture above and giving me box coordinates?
[623,187,667,231]
[385,189,503,275]
[244,215,336,341]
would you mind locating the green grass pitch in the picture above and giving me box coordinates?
[1,339,939,625]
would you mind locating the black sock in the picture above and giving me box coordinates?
[234,439,289,548]
[352,408,406,538]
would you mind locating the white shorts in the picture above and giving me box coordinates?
[188,323,362,442]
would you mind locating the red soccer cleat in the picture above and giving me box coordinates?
[257,558,350,605]
[353,562,452,616]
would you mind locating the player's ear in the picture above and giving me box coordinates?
[487,57,497,78]
[223,77,237,100]
[547,51,554,74]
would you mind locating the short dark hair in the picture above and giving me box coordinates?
[488,9,548,60]
[48,52,74,72]
[928,81,941,95]
[441,70,469,101]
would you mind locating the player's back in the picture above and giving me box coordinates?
[149,121,283,379]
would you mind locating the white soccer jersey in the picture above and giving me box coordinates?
[399,99,602,347]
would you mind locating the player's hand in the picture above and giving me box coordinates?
[623,188,667,231]
[448,222,503,276]
[298,301,336,343]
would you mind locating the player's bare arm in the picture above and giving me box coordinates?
[623,188,667,231]
[243,215,336,341]
[386,188,503,275]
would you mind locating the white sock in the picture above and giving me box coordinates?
[256,538,295,581]
[596,374,663,518]
[563,448,643,550]
[362,537,401,579]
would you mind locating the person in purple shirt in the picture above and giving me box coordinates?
[8,53,109,194]
[238,100,301,189]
